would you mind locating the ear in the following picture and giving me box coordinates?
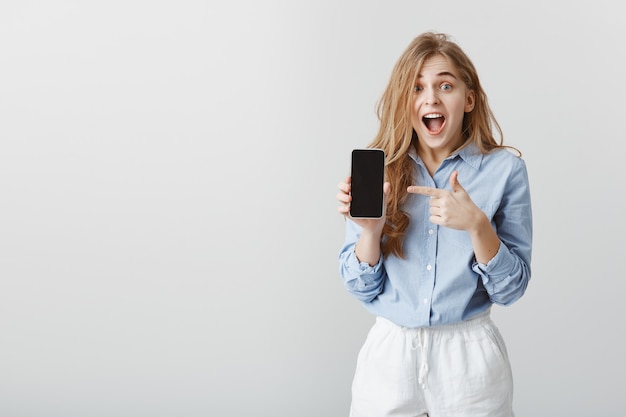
[464,90,475,113]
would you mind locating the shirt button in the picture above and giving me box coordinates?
[428,229,434,235]
[423,298,428,305]
[426,264,432,271]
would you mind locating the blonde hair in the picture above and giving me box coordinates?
[368,32,518,258]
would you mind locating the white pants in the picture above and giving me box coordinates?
[350,311,514,417]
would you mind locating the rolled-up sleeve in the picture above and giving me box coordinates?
[472,157,532,305]
[338,220,385,302]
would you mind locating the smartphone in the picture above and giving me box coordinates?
[350,148,385,218]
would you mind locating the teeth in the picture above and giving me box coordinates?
[423,113,444,118]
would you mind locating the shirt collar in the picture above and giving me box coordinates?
[408,142,484,170]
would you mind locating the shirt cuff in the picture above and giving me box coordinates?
[346,251,383,279]
[472,242,514,284]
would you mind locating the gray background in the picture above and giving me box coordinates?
[1,1,624,416]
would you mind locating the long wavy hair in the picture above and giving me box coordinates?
[368,32,518,259]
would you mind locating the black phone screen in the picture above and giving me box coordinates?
[350,149,385,218]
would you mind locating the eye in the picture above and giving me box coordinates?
[413,85,423,92]
[441,83,452,91]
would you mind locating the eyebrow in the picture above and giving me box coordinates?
[418,71,458,79]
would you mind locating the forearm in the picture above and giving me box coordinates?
[468,213,500,265]
[354,229,383,266]
[338,224,385,302]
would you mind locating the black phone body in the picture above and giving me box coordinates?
[350,148,385,218]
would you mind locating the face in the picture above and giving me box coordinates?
[411,54,475,157]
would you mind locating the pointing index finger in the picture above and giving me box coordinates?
[407,186,442,197]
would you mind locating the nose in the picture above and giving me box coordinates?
[424,88,440,105]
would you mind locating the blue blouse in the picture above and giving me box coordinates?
[338,144,533,328]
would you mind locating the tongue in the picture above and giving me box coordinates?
[426,117,444,132]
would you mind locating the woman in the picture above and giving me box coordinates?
[337,32,532,417]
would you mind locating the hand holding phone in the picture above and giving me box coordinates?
[350,149,385,218]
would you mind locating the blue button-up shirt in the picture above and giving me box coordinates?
[338,144,532,328]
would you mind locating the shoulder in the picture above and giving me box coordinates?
[475,148,529,191]
[460,143,528,178]
[483,147,527,170]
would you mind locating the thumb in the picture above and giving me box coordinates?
[449,171,465,193]
[383,181,391,196]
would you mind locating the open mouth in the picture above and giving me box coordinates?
[422,113,445,135]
